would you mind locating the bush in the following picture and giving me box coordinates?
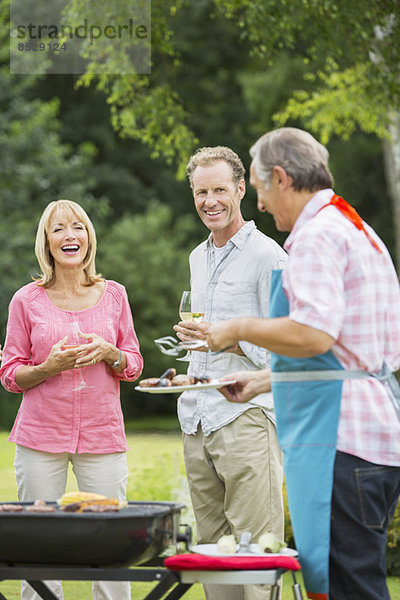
[387,500,400,576]
[97,200,202,419]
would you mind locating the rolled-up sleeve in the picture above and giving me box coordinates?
[112,286,143,381]
[0,291,32,393]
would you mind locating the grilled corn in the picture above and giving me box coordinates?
[63,498,124,512]
[57,491,127,512]
[57,491,106,506]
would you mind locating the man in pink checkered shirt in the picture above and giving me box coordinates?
[207,128,400,600]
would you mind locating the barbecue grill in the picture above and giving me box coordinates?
[0,501,303,600]
[0,501,185,568]
[0,500,191,600]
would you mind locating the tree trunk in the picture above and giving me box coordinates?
[382,111,400,273]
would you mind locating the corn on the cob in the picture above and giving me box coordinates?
[57,491,106,506]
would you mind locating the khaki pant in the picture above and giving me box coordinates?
[183,408,284,600]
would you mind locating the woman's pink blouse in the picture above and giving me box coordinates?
[0,281,143,454]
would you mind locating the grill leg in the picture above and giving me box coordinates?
[291,572,304,600]
[270,583,280,600]
[161,583,193,600]
[143,572,182,600]
[26,581,59,600]
[292,583,303,599]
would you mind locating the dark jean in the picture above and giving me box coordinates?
[329,451,400,600]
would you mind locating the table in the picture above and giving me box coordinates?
[0,565,188,600]
[0,562,304,600]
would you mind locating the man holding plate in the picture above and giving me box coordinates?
[174,146,287,600]
[207,128,400,600]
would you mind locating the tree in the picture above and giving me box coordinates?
[61,0,400,261]
[0,0,112,426]
[97,200,199,417]
[2,0,397,426]
[205,0,400,265]
[57,0,198,179]
[0,67,109,330]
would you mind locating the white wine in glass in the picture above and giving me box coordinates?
[179,311,205,323]
[178,291,205,361]
[179,291,205,322]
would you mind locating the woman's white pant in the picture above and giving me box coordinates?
[14,445,131,600]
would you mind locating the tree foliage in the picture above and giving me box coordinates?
[56,0,400,176]
[0,0,112,423]
[215,0,400,148]
[62,0,198,178]
[0,0,397,429]
[273,61,391,144]
[97,200,200,416]
[0,67,109,328]
[1,0,399,569]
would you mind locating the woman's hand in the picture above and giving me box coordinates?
[14,337,87,390]
[44,337,87,374]
[217,369,271,403]
[74,331,124,369]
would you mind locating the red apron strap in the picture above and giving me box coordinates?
[318,194,382,254]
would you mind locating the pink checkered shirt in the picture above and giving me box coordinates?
[282,189,400,466]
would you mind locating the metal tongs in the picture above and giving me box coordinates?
[154,336,209,357]
[154,335,236,357]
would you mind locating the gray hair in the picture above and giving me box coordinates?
[186,146,245,189]
[250,127,334,192]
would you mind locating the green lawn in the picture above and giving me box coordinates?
[0,430,398,600]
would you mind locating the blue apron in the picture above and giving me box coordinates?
[269,269,343,600]
[268,198,400,599]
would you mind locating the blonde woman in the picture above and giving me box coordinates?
[0,199,143,600]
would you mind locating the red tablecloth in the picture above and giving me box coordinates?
[164,553,301,572]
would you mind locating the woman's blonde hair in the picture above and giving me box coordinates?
[34,199,103,288]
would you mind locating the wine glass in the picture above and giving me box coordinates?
[177,291,205,362]
[65,321,94,391]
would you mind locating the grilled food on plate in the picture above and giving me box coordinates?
[258,532,287,553]
[217,534,237,554]
[139,368,211,388]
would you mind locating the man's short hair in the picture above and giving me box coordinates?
[250,127,334,192]
[186,146,245,189]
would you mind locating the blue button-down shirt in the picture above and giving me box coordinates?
[177,221,287,435]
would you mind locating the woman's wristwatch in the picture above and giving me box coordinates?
[112,349,122,369]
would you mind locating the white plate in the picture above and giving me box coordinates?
[191,543,298,558]
[135,379,237,394]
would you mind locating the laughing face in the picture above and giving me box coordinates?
[47,207,89,271]
[192,160,245,247]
